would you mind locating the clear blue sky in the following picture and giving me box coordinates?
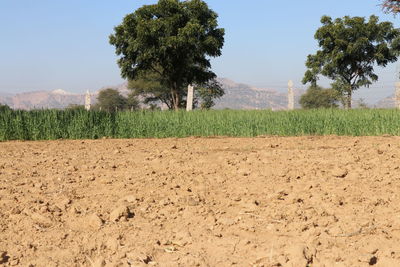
[0,0,399,103]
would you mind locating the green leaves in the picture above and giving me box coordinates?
[95,89,139,112]
[303,15,400,108]
[300,85,340,109]
[195,79,224,109]
[382,0,400,13]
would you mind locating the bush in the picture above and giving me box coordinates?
[0,104,12,112]
[300,86,339,109]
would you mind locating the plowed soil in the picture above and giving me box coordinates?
[1,136,400,266]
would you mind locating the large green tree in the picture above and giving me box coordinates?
[109,0,225,110]
[303,15,400,109]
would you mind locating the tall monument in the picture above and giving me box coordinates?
[287,80,294,110]
[85,90,91,111]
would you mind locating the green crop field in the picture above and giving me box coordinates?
[1,109,400,141]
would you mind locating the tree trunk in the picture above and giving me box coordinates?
[345,89,352,109]
[171,90,180,111]
[174,91,180,110]
[170,81,181,111]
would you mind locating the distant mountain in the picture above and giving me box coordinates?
[215,78,304,110]
[375,94,396,108]
[0,90,95,110]
[0,78,304,110]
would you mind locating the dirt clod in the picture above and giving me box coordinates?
[0,251,9,264]
[109,205,134,222]
[87,214,104,229]
[332,167,348,178]
[369,256,378,265]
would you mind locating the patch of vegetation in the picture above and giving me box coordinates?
[2,109,400,141]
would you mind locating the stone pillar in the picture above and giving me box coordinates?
[85,90,91,111]
[186,85,194,111]
[396,82,400,109]
[288,80,294,110]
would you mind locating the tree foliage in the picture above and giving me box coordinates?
[382,0,400,13]
[194,79,224,109]
[66,104,85,111]
[300,86,339,109]
[126,92,140,111]
[96,88,139,112]
[303,15,400,109]
[128,70,180,110]
[109,0,225,110]
[0,104,11,112]
[128,70,224,110]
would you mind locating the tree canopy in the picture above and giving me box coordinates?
[0,104,11,112]
[300,85,339,109]
[303,15,400,109]
[109,0,225,110]
[96,88,139,112]
[66,104,85,111]
[194,79,224,109]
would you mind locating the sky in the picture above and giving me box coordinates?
[0,0,399,103]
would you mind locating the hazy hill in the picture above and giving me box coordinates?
[375,94,396,108]
[0,78,304,110]
[0,90,97,110]
[215,78,304,110]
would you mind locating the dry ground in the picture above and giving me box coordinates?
[1,136,400,266]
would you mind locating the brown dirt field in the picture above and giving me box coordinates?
[1,137,400,266]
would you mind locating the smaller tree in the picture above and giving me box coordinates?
[126,93,140,111]
[300,85,339,109]
[195,79,225,109]
[148,103,161,111]
[96,88,126,112]
[66,104,85,111]
[354,98,369,109]
[303,15,400,109]
[0,104,12,112]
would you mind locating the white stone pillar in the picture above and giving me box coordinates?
[186,85,194,111]
[85,90,91,111]
[288,80,294,110]
[396,82,400,109]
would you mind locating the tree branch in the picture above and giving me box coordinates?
[382,0,400,13]
[150,65,163,77]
